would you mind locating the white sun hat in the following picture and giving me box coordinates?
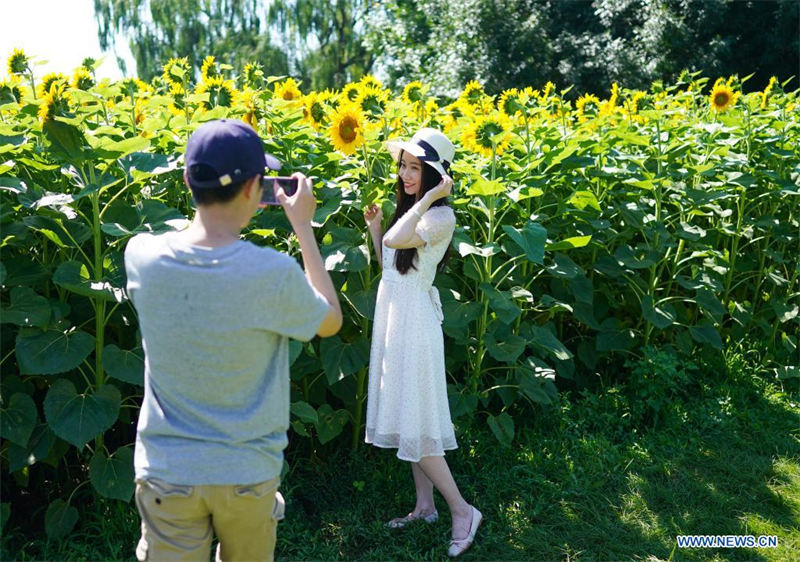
[386,128,455,178]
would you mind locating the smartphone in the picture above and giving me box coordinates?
[260,176,298,205]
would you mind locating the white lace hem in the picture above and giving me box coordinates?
[365,429,458,462]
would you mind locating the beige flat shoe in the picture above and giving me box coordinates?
[386,509,439,529]
[447,506,482,557]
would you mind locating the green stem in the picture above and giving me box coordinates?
[351,268,372,451]
[471,146,498,393]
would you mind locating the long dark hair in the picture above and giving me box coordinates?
[388,150,452,274]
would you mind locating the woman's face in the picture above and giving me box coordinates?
[398,152,423,197]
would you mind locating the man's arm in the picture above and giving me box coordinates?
[278,174,342,337]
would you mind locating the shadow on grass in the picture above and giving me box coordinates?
[278,353,799,561]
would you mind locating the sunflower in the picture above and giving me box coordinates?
[302,91,331,130]
[402,81,426,105]
[341,82,361,103]
[37,73,67,99]
[0,77,27,105]
[575,94,601,122]
[38,81,71,122]
[274,77,302,102]
[7,48,29,76]
[162,57,191,87]
[443,98,474,132]
[460,80,485,106]
[72,67,94,91]
[709,79,739,112]
[539,81,555,103]
[498,88,524,117]
[122,78,153,99]
[328,104,365,155]
[424,97,439,117]
[234,87,260,129]
[359,74,383,90]
[196,76,236,108]
[598,83,620,119]
[355,85,388,119]
[461,113,512,158]
[200,55,219,82]
[242,62,264,89]
[760,76,777,109]
[168,82,187,116]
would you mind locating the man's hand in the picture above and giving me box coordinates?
[277,173,316,228]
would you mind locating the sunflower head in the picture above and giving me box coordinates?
[461,80,486,106]
[242,62,264,89]
[0,77,27,105]
[709,79,739,112]
[200,56,219,82]
[575,94,601,122]
[72,67,94,91]
[233,87,261,128]
[302,91,330,129]
[760,76,778,109]
[341,82,362,103]
[462,114,512,158]
[359,74,383,90]
[122,78,152,99]
[162,57,191,87]
[499,88,524,117]
[328,104,365,155]
[355,85,388,119]
[37,73,67,99]
[38,82,71,122]
[443,98,474,131]
[7,48,29,76]
[274,77,302,102]
[539,81,555,102]
[81,57,97,73]
[168,81,188,115]
[196,76,236,109]
[402,81,426,105]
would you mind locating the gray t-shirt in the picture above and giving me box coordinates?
[124,232,329,485]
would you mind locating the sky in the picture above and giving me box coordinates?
[0,0,136,81]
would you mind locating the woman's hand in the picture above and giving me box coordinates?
[425,174,454,203]
[364,203,383,234]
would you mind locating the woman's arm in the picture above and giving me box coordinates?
[384,175,453,249]
[364,203,383,268]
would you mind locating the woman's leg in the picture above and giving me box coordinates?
[411,462,437,515]
[416,456,474,540]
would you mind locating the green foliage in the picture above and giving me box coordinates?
[365,0,800,96]
[5,343,798,560]
[1,55,798,544]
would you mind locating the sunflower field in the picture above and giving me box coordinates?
[1,50,798,538]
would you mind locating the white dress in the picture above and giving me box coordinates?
[365,206,458,462]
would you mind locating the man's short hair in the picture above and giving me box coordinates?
[188,163,250,206]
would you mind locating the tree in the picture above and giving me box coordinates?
[267,0,373,90]
[94,0,289,81]
[364,0,799,97]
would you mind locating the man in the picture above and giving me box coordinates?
[125,118,342,561]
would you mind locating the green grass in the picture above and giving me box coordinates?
[3,345,798,561]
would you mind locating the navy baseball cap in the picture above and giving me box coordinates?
[185,119,281,189]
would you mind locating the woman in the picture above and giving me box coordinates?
[364,128,481,558]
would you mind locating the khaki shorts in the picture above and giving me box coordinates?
[135,476,282,562]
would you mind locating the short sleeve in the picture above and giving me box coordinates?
[263,260,330,341]
[415,206,456,246]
